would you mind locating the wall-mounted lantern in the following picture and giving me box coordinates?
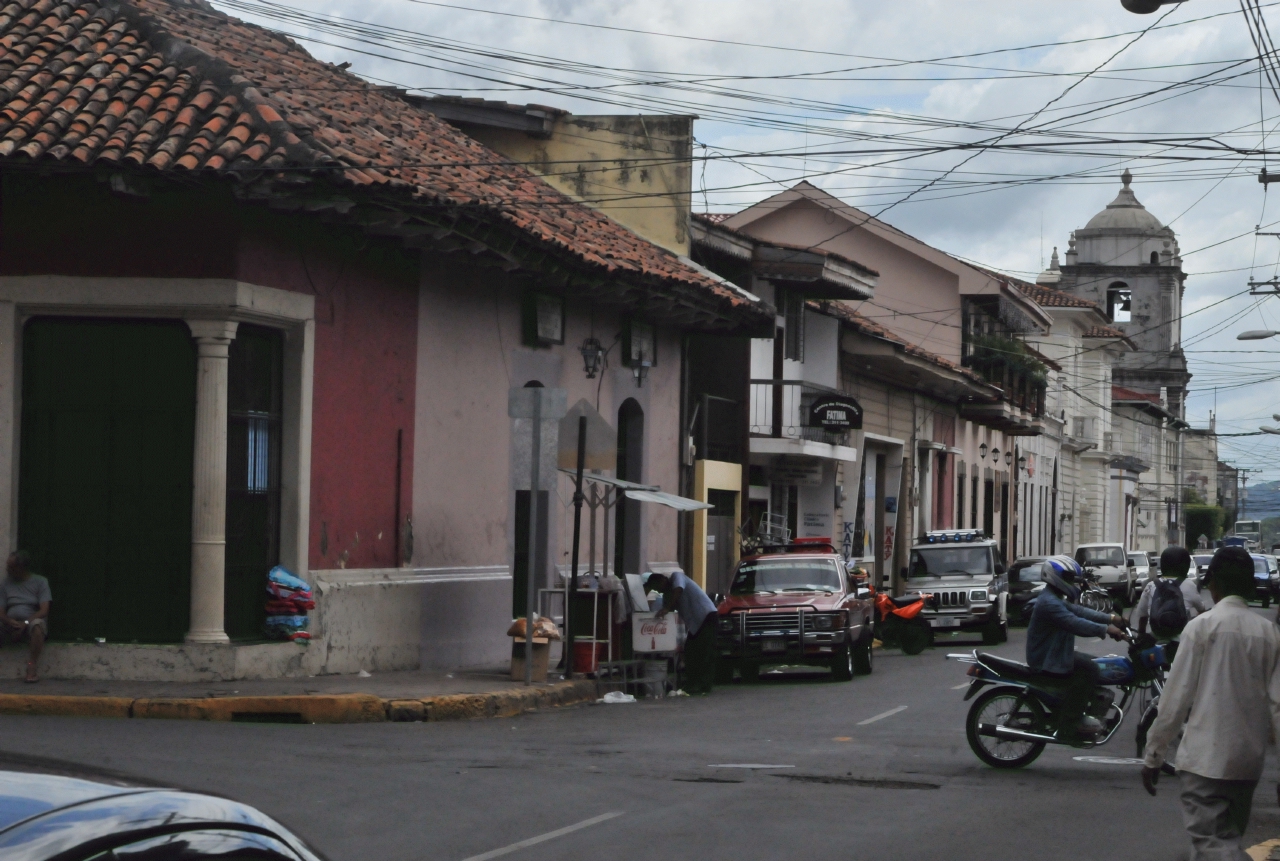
[979,443,988,460]
[1005,451,1013,467]
[579,337,605,379]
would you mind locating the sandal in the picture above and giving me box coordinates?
[24,661,37,683]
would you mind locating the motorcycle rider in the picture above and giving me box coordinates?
[1027,555,1128,742]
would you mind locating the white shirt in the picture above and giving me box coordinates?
[1144,596,1280,781]
[1133,577,1212,630]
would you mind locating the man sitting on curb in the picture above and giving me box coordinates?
[1142,545,1280,860]
[0,551,50,683]
[647,571,718,695]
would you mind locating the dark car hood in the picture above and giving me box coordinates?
[719,593,843,611]
[0,772,135,833]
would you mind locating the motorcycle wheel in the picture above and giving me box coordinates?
[830,643,855,682]
[852,627,874,676]
[966,687,1048,769]
[899,622,931,656]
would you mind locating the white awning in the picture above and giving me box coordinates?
[558,468,712,511]
[623,489,713,512]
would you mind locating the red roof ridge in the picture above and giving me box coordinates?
[1111,385,1162,404]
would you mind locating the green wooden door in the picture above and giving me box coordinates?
[19,319,195,643]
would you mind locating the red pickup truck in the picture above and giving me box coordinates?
[714,540,875,682]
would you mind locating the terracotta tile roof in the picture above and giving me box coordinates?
[1112,385,1161,405]
[1015,281,1100,310]
[0,0,765,326]
[808,300,991,388]
[1084,325,1128,339]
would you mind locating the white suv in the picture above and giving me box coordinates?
[1075,543,1137,605]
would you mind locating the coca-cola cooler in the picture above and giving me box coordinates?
[631,611,680,653]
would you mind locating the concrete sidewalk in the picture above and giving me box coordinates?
[0,667,598,724]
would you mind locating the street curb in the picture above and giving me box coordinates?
[0,679,599,724]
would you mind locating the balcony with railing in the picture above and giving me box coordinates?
[749,379,852,447]
[959,333,1048,434]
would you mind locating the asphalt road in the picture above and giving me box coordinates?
[3,623,1279,861]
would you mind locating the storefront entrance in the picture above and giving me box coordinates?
[18,319,196,643]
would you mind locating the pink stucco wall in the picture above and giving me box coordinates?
[731,198,964,364]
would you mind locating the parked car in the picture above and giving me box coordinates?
[0,769,325,860]
[1006,556,1047,626]
[716,539,875,681]
[1128,551,1153,585]
[1251,553,1278,608]
[1074,543,1137,604]
[1268,555,1280,600]
[906,530,1009,644]
[1192,553,1214,586]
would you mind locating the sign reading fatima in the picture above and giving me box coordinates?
[808,395,863,431]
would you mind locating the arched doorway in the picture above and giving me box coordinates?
[614,399,644,577]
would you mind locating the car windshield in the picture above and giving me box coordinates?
[1129,554,1146,566]
[730,558,842,594]
[1194,555,1213,568]
[1010,560,1044,583]
[908,546,993,578]
[1255,557,1269,574]
[1076,546,1126,567]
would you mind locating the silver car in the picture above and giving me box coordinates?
[1128,551,1152,585]
[1075,543,1137,605]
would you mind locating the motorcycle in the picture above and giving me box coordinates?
[951,632,1169,768]
[1077,567,1118,614]
[873,588,935,656]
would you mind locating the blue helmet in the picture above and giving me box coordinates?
[1042,555,1083,601]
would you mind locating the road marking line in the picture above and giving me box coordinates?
[951,683,969,690]
[460,811,623,861]
[857,705,907,725]
[833,737,852,742]
[708,763,795,769]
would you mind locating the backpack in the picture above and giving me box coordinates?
[1149,578,1189,637]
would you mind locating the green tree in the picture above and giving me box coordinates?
[1184,505,1224,549]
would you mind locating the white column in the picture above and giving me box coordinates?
[185,319,239,644]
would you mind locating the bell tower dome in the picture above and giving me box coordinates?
[1057,172,1190,418]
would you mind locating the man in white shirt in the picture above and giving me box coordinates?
[1141,546,1280,860]
[1132,545,1211,639]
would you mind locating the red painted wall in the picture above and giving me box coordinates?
[236,214,417,572]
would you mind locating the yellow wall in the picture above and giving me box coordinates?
[690,460,743,589]
[461,115,693,256]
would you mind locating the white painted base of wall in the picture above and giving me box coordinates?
[0,640,324,682]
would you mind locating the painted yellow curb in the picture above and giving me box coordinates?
[1246,837,1280,861]
[132,694,386,724]
[0,694,132,719]
[0,680,600,724]
[422,679,598,722]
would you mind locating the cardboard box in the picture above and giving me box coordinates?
[510,637,550,682]
[632,612,678,653]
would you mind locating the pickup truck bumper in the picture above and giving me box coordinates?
[717,626,868,667]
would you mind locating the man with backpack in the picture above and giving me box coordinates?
[1133,546,1209,643]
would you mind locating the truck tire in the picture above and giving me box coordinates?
[831,643,854,682]
[982,619,1008,645]
[852,628,874,676]
[739,662,761,683]
[715,659,736,685]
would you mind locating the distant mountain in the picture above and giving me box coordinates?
[1242,480,1280,521]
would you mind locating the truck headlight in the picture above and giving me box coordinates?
[969,589,988,602]
[717,615,735,633]
[812,614,835,630]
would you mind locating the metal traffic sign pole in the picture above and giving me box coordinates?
[566,414,586,675]
[509,386,566,686]
[525,394,542,687]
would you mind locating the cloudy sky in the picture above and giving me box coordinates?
[215,0,1280,486]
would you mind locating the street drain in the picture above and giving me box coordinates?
[230,712,306,724]
[674,777,743,784]
[775,774,940,790]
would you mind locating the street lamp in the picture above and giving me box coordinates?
[1262,426,1280,435]
[1005,451,1013,467]
[1018,455,1027,472]
[979,443,988,460]
[991,447,1000,463]
[1120,0,1188,12]
[1238,330,1280,341]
